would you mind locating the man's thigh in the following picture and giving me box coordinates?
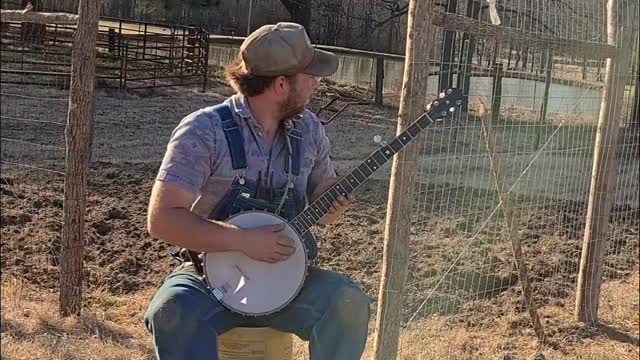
[145,263,246,335]
[258,267,369,339]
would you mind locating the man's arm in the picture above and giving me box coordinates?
[147,180,296,263]
[147,180,241,253]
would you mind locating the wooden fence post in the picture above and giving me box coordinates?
[534,48,553,150]
[491,62,503,123]
[375,55,384,106]
[59,0,99,317]
[202,33,210,92]
[575,0,634,325]
[373,1,435,359]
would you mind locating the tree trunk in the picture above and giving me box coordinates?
[575,0,635,325]
[59,0,99,317]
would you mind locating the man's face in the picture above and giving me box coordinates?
[279,73,321,120]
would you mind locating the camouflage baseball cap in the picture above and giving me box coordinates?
[240,22,338,77]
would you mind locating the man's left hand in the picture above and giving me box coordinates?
[311,178,355,225]
[321,192,354,225]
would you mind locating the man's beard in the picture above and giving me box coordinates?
[279,91,305,121]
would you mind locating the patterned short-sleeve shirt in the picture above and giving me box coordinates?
[156,94,337,218]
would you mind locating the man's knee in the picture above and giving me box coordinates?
[145,286,202,334]
[331,284,371,329]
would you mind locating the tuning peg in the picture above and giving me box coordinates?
[456,100,463,105]
[439,92,445,98]
[441,111,448,117]
[446,88,453,94]
[449,107,456,112]
[426,103,432,110]
[433,101,439,106]
[374,135,387,146]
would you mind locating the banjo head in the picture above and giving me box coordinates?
[203,211,308,316]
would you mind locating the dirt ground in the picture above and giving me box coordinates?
[1,78,639,357]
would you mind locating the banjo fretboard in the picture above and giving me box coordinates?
[290,88,462,236]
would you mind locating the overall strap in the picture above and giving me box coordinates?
[286,120,303,177]
[214,104,247,171]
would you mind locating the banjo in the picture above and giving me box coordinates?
[203,88,464,316]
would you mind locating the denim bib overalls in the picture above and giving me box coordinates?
[177,104,318,274]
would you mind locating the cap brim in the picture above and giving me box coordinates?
[303,49,338,77]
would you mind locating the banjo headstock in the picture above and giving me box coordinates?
[425,88,464,121]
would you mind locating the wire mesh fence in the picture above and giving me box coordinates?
[0,0,638,358]
[387,0,639,357]
[0,80,68,289]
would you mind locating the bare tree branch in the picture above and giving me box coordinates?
[367,0,411,32]
[380,0,408,12]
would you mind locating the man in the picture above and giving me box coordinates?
[144,22,370,359]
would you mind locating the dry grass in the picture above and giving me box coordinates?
[1,276,155,360]
[2,270,637,360]
[391,275,640,360]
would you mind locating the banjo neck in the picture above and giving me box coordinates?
[289,88,463,236]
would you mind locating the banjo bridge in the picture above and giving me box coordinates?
[235,265,250,280]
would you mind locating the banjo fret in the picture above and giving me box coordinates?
[396,130,413,145]
[357,162,373,177]
[406,122,422,137]
[344,173,359,187]
[388,139,404,152]
[303,209,317,223]
[317,196,332,210]
[299,213,314,228]
[352,167,367,183]
[338,178,354,193]
[371,149,388,164]
[335,182,349,196]
[328,187,342,200]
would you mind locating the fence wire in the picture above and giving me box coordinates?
[391,0,639,358]
[0,78,68,288]
[1,1,638,358]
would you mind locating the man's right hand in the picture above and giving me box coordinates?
[239,223,296,263]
